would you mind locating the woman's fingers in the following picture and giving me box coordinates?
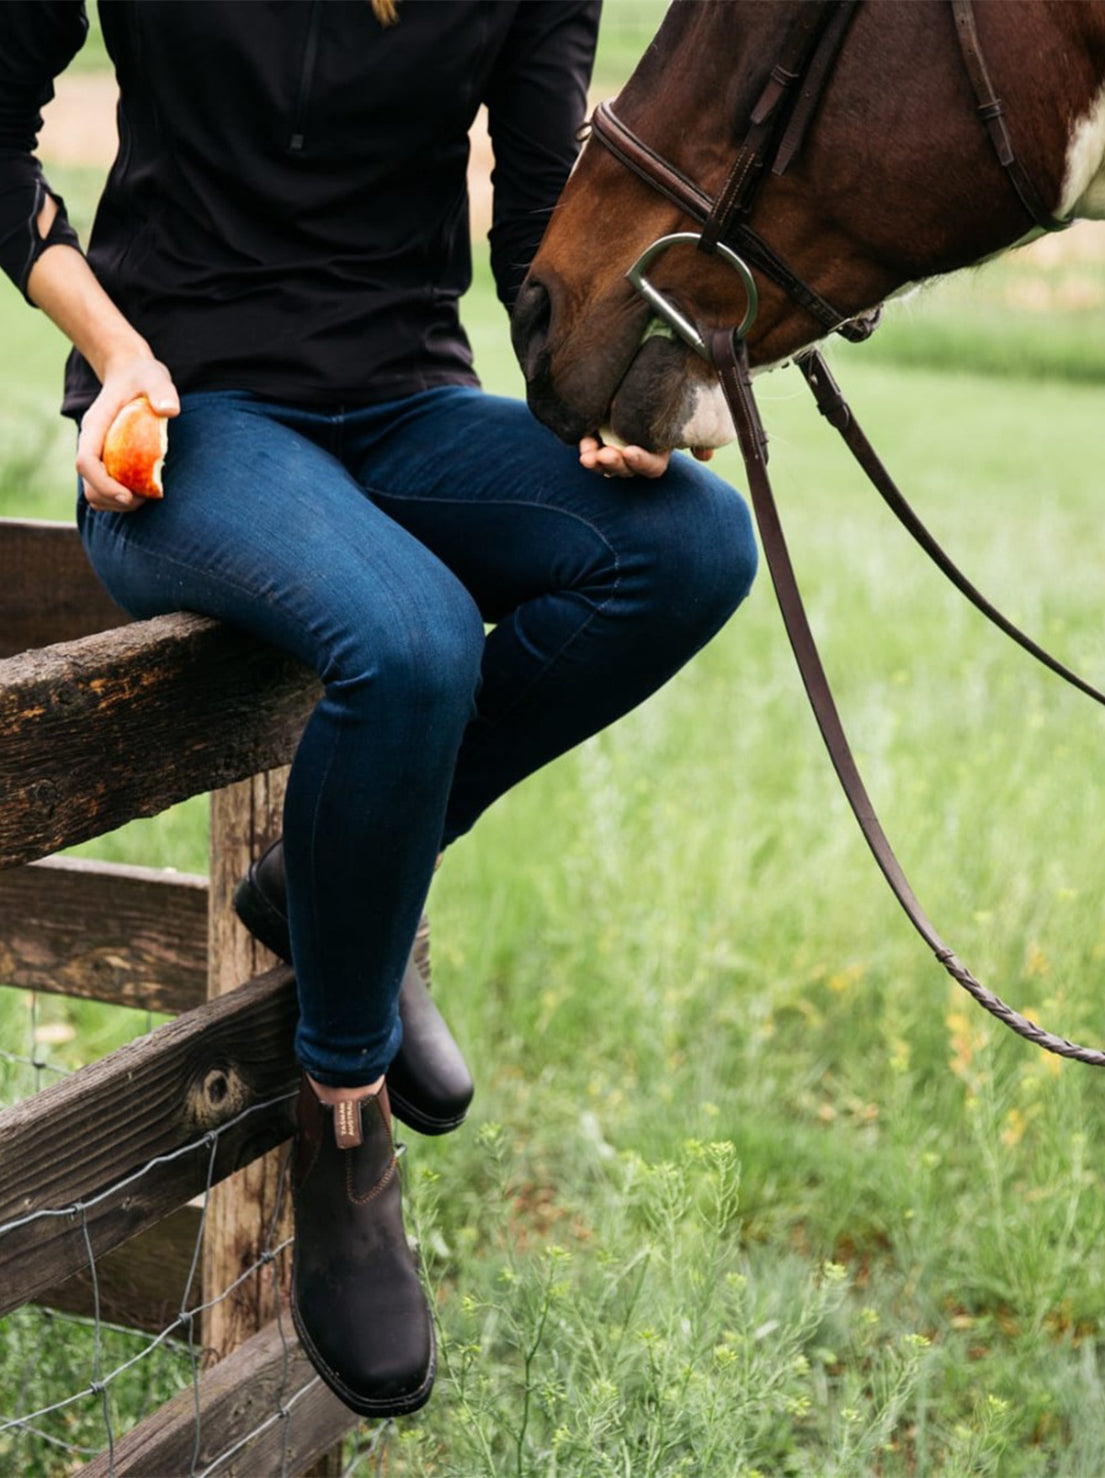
[578,435,672,480]
[620,444,670,478]
[78,359,179,512]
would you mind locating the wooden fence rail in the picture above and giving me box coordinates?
[0,965,299,1317]
[77,1318,354,1478]
[0,518,129,657]
[0,855,208,1011]
[0,518,357,1473]
[0,606,319,868]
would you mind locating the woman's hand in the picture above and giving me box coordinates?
[77,357,179,512]
[24,240,179,513]
[578,435,715,480]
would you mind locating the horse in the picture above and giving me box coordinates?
[513,0,1105,1067]
[512,0,1105,455]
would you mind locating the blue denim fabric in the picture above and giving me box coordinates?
[79,386,756,1085]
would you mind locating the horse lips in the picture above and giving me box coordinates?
[102,396,168,498]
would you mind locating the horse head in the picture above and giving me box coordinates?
[513,0,1105,452]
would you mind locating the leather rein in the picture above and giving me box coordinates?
[591,0,1105,1067]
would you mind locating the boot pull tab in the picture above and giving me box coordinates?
[334,1100,364,1149]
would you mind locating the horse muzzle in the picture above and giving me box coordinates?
[512,270,666,446]
[511,276,593,444]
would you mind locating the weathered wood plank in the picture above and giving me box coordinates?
[204,773,292,1365]
[0,612,319,869]
[0,967,299,1318]
[37,1202,203,1333]
[0,856,207,1013]
[76,1317,357,1478]
[0,519,130,659]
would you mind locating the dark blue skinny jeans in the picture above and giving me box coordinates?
[78,386,757,1085]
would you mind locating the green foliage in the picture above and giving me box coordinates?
[850,237,1105,385]
[67,4,110,74]
[592,0,669,95]
[0,1308,196,1477]
[397,1131,937,1477]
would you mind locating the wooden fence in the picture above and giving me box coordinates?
[0,517,361,1475]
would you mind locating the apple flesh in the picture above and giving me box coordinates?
[102,396,168,498]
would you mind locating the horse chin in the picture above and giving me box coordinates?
[604,337,736,453]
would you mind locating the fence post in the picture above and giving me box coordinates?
[202,768,290,1362]
[202,770,350,1476]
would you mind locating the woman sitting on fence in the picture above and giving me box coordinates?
[0,0,757,1418]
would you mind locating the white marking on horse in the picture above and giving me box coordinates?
[676,381,736,448]
[1059,80,1105,218]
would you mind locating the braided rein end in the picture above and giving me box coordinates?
[933,946,1105,1068]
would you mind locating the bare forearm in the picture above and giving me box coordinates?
[25,242,155,381]
[26,241,179,512]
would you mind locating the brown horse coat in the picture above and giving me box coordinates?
[515,0,1105,451]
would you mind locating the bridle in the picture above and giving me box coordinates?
[590,0,1105,1068]
[592,5,877,345]
[590,0,1069,353]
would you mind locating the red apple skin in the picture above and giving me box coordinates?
[102,397,168,498]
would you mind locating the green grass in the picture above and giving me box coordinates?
[67,4,110,73]
[854,233,1105,385]
[393,349,1105,1475]
[5,37,1105,1473]
[592,0,669,95]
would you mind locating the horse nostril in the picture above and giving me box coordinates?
[510,275,553,382]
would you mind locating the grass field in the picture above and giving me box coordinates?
[4,14,1105,1475]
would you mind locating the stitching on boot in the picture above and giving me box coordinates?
[347,1151,398,1206]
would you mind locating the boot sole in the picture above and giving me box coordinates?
[390,1095,470,1136]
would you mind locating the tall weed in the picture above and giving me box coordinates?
[399,1128,943,1477]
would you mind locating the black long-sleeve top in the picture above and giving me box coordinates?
[0,0,599,417]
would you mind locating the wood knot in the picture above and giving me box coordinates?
[188,1064,248,1127]
[30,779,59,816]
[205,1069,230,1106]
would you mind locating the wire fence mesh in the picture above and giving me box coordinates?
[0,984,384,1477]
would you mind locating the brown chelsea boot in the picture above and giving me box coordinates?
[291,1076,436,1417]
